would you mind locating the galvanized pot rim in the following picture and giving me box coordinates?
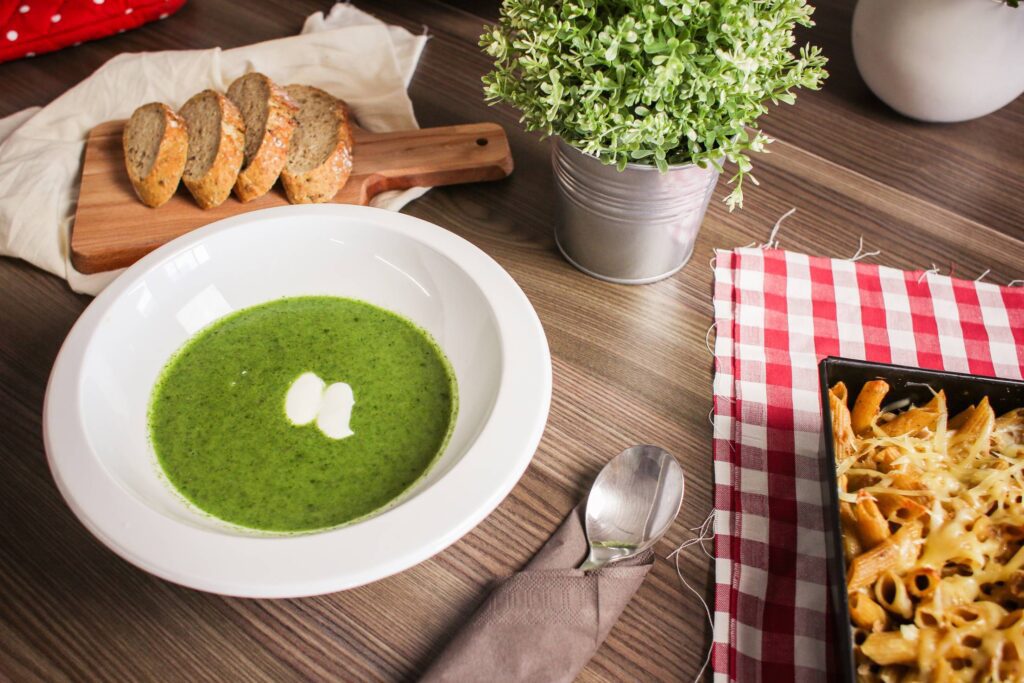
[550,134,720,284]
[553,135,718,173]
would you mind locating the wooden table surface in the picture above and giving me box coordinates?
[2,2,1022,681]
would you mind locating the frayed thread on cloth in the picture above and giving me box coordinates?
[734,208,1022,285]
[918,264,942,284]
[748,208,883,265]
[912,263,1018,287]
[843,235,881,263]
[668,510,716,683]
[705,321,717,357]
[761,207,795,250]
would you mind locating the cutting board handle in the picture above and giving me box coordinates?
[342,122,513,204]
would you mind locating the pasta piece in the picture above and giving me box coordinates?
[887,473,928,492]
[848,522,923,592]
[850,591,889,630]
[852,626,871,649]
[916,626,941,675]
[926,390,946,418]
[854,490,892,549]
[852,380,890,435]
[949,396,995,459]
[847,471,883,492]
[861,631,917,665]
[947,404,975,430]
[937,645,980,680]
[948,601,1005,629]
[874,571,914,619]
[914,603,942,630]
[840,501,865,561]
[830,383,857,462]
[866,446,901,474]
[998,609,1024,630]
[875,492,929,525]
[982,571,1024,611]
[878,391,945,437]
[994,407,1024,448]
[904,567,940,599]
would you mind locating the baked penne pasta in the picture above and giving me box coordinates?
[874,492,929,525]
[840,500,865,562]
[904,567,940,599]
[877,390,945,437]
[852,380,890,436]
[847,521,922,592]
[994,408,1024,450]
[831,382,857,463]
[853,489,891,549]
[861,631,917,665]
[949,397,995,460]
[874,570,915,619]
[830,381,1024,682]
[850,591,889,631]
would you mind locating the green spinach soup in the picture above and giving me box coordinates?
[148,296,458,532]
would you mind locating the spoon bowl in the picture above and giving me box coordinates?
[579,445,685,571]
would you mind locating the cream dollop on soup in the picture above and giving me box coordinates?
[148,296,458,532]
[284,372,356,439]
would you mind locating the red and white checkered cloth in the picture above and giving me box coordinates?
[711,247,1024,682]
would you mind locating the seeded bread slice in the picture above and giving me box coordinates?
[123,103,188,208]
[281,85,354,204]
[179,90,245,209]
[227,73,297,203]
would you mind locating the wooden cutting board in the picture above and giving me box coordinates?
[71,120,514,274]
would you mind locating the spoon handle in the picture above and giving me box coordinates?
[578,544,634,571]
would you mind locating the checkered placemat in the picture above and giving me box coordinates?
[710,248,1024,681]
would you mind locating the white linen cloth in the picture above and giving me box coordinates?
[0,4,428,295]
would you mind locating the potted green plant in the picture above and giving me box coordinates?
[853,0,1024,123]
[482,0,828,283]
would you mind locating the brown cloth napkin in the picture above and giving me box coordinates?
[420,505,655,683]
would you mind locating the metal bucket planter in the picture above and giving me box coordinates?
[551,137,720,285]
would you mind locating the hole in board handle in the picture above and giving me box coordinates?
[475,138,488,146]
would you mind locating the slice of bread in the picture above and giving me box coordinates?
[227,73,297,203]
[179,90,245,209]
[281,85,354,204]
[123,103,188,208]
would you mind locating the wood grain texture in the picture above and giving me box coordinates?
[0,1,1022,682]
[72,119,512,273]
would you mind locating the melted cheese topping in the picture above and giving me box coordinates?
[833,390,1024,682]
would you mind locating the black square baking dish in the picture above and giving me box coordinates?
[818,356,1024,683]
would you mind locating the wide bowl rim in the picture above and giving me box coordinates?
[43,204,552,598]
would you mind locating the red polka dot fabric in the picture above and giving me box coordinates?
[0,0,186,63]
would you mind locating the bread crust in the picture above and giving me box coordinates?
[180,91,245,209]
[229,74,297,203]
[123,103,188,208]
[281,86,354,204]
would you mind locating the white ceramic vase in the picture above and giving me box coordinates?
[852,0,1024,122]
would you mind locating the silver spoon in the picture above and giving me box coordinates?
[579,445,685,572]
